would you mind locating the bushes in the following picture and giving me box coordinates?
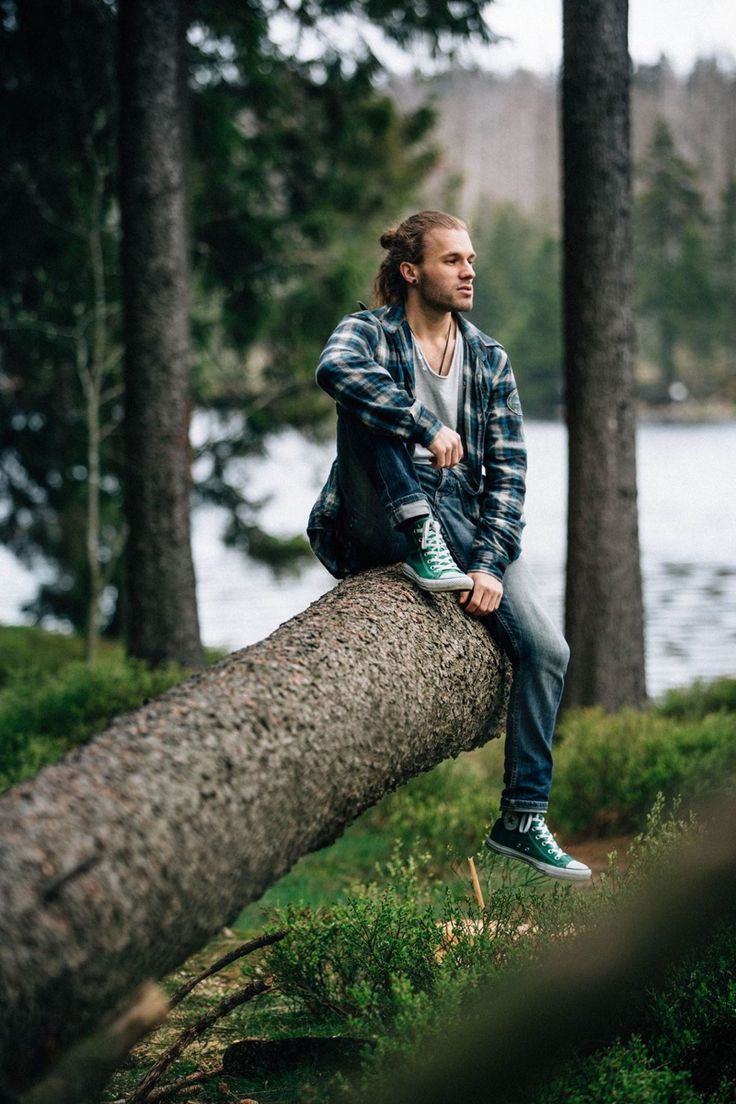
[538,1035,702,1104]
[655,676,736,720]
[537,917,736,1104]
[268,855,446,1032]
[376,678,736,847]
[0,627,188,791]
[550,704,736,836]
[0,625,86,688]
[268,849,592,1042]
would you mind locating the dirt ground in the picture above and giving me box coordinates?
[569,834,635,877]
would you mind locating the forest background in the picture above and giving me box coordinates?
[1,0,734,644]
[2,4,736,1101]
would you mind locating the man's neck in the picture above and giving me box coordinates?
[404,298,453,342]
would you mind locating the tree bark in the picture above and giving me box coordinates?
[118,0,202,668]
[0,567,508,1096]
[561,0,646,709]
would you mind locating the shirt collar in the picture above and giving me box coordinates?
[376,302,501,351]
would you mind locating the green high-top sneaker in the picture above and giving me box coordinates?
[402,517,473,593]
[485,811,592,882]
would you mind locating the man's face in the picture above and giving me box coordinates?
[413,227,476,313]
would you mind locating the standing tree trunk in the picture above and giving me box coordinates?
[118,0,202,668]
[82,164,107,666]
[562,0,646,709]
[0,568,508,1095]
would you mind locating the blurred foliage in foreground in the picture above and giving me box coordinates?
[259,802,735,1104]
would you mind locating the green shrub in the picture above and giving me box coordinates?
[268,846,593,1051]
[375,751,499,865]
[330,807,736,1103]
[645,922,736,1095]
[0,657,187,790]
[550,708,736,836]
[536,914,736,1104]
[537,1035,700,1104]
[0,625,87,688]
[268,854,446,1032]
[655,676,736,720]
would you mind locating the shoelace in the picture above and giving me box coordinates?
[529,816,566,860]
[420,519,457,572]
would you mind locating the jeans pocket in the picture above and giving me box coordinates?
[454,476,480,524]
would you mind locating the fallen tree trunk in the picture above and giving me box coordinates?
[0,566,508,1094]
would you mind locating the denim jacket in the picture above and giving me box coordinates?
[307,302,527,581]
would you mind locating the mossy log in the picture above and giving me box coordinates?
[0,565,508,1094]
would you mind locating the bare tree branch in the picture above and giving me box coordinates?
[169,930,286,1009]
[139,1065,225,1103]
[127,978,271,1104]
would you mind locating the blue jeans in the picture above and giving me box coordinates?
[336,410,570,813]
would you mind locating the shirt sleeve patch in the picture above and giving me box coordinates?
[506,389,523,416]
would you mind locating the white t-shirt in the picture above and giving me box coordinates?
[411,328,464,464]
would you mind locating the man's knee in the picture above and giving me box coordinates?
[521,623,569,677]
[554,632,571,676]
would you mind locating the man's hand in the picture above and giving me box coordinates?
[459,571,503,616]
[428,425,463,468]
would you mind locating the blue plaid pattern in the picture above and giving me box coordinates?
[308,302,527,580]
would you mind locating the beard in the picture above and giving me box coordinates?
[415,273,473,313]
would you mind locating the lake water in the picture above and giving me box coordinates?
[1,420,734,699]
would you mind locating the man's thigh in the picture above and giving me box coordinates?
[336,418,407,569]
[491,557,569,667]
[339,485,407,570]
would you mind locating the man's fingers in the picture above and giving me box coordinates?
[428,427,464,469]
[462,587,502,615]
[464,594,482,615]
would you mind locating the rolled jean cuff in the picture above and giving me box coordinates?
[389,495,431,529]
[500,800,548,814]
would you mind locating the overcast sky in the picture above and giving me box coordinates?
[355,0,736,77]
[483,0,736,75]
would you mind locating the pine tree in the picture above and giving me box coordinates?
[562,0,646,709]
[635,118,717,400]
[118,0,203,667]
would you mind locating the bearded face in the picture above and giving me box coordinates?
[410,227,476,314]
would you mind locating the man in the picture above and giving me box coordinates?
[308,210,590,882]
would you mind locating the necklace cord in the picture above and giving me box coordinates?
[410,318,455,377]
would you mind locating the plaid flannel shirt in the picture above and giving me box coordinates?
[307,302,527,580]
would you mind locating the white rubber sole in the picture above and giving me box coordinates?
[402,563,473,592]
[485,838,592,882]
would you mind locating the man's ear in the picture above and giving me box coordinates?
[399,261,417,286]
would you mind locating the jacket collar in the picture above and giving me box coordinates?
[376,302,501,351]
